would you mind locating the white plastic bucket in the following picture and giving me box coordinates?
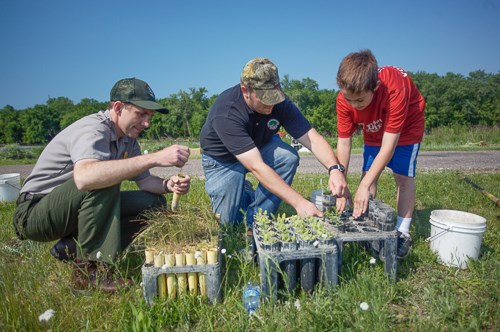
[0,173,21,202]
[428,209,486,269]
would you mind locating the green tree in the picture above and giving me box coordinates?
[46,96,74,115]
[60,98,106,129]
[19,104,60,144]
[0,105,23,144]
[151,87,210,139]
[410,70,500,130]
[281,75,321,116]
[307,89,338,136]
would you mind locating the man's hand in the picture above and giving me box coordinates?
[156,145,190,168]
[328,169,348,198]
[165,174,191,195]
[295,199,323,218]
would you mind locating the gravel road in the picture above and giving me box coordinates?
[2,150,499,180]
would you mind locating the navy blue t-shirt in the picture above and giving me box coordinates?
[200,84,312,162]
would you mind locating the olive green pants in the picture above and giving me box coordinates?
[13,178,166,263]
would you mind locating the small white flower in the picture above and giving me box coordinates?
[369,257,376,265]
[360,302,369,311]
[194,251,202,259]
[96,251,102,259]
[313,240,319,247]
[38,309,55,322]
[294,299,301,311]
[144,150,149,154]
[227,254,232,259]
[221,248,227,254]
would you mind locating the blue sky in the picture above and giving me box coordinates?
[1,0,499,109]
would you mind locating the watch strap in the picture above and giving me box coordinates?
[328,164,345,174]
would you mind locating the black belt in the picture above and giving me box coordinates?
[16,192,34,205]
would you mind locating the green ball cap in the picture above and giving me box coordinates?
[110,78,169,114]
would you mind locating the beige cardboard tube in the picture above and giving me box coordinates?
[175,252,187,295]
[185,252,198,296]
[210,234,219,246]
[145,249,155,265]
[165,253,176,299]
[171,173,186,211]
[154,252,166,299]
[171,193,180,211]
[207,248,218,264]
[196,250,207,297]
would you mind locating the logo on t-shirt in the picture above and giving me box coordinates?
[267,119,280,130]
[364,119,383,133]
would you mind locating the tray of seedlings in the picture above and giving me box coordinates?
[252,210,339,298]
[252,195,399,299]
[314,196,399,282]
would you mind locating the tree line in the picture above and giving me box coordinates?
[1,70,498,145]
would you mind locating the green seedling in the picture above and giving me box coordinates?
[309,219,333,237]
[261,230,278,244]
[280,231,296,243]
[254,209,273,227]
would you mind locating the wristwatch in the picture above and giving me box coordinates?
[328,164,345,174]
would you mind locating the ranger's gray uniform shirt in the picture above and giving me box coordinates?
[21,110,149,195]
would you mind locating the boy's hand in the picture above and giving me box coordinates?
[353,185,370,218]
[335,188,352,212]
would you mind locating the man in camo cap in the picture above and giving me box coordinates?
[200,57,349,229]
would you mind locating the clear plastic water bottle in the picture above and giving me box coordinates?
[242,281,260,315]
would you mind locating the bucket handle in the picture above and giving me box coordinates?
[425,225,453,243]
[0,181,21,190]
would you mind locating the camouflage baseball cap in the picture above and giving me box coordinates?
[110,78,169,114]
[240,57,286,105]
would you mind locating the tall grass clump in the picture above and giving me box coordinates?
[133,205,219,254]
[423,125,500,151]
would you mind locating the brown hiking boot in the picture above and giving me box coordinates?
[72,261,133,293]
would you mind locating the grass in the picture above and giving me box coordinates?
[421,125,500,151]
[0,170,498,331]
[134,205,219,254]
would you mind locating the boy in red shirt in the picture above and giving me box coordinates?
[335,49,425,258]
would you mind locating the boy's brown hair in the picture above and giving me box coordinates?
[336,49,378,93]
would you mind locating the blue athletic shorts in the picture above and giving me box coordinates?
[362,143,421,177]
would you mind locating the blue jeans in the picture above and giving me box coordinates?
[202,135,299,226]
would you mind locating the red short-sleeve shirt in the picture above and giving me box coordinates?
[337,66,426,146]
